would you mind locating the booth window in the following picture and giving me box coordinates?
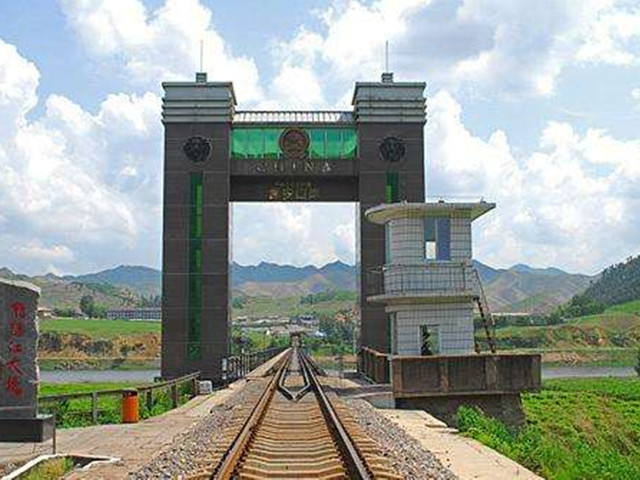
[424,217,451,261]
[420,325,440,355]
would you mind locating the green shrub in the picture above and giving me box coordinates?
[23,457,74,480]
[457,390,640,480]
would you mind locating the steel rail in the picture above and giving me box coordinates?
[212,347,374,479]
[212,348,292,479]
[300,350,373,480]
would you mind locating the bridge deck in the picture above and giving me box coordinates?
[1,354,540,480]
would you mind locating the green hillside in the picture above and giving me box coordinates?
[231,291,356,319]
[484,299,640,365]
[574,254,640,309]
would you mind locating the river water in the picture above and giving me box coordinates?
[40,365,636,384]
[41,370,161,384]
[541,365,636,379]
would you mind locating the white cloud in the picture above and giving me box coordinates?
[577,6,640,66]
[427,89,640,274]
[268,0,640,101]
[0,36,162,275]
[60,0,264,103]
[232,203,355,267]
[14,243,74,263]
[269,66,325,109]
[0,38,39,140]
[2,1,640,279]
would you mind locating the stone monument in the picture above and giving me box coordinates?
[0,278,53,442]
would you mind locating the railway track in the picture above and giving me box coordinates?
[190,347,402,479]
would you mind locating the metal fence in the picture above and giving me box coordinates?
[38,372,200,427]
[365,262,474,297]
[222,346,287,383]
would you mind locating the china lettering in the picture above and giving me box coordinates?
[3,301,25,397]
[254,160,333,174]
[267,182,320,201]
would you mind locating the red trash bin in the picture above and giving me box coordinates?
[122,389,139,423]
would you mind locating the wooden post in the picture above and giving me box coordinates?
[52,413,57,454]
[91,392,99,425]
[146,390,153,413]
[170,384,178,409]
[191,377,198,398]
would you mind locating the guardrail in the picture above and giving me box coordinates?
[365,262,475,298]
[358,347,390,384]
[38,372,200,427]
[222,346,287,383]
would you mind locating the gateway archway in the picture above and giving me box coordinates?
[161,72,426,381]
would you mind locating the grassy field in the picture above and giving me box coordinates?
[458,377,640,479]
[40,382,138,396]
[40,318,161,337]
[605,299,640,315]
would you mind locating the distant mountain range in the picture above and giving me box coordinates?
[66,265,161,298]
[0,260,594,314]
[0,267,140,311]
[231,261,355,297]
[476,262,593,313]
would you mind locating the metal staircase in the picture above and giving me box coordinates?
[472,268,497,354]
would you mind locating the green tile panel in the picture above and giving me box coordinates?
[231,127,357,159]
[188,173,203,359]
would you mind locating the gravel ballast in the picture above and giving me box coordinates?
[132,375,458,479]
[345,398,458,480]
[131,379,267,479]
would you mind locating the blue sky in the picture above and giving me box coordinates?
[1,0,640,276]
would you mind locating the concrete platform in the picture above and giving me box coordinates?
[379,409,542,480]
[0,350,288,479]
[330,373,542,480]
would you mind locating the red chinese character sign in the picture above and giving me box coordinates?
[0,279,40,420]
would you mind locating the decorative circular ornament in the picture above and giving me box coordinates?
[183,136,211,163]
[379,136,406,163]
[279,128,310,159]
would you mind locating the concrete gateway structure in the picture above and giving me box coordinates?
[161,72,426,381]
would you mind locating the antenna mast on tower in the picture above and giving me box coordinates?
[200,39,204,72]
[382,40,393,83]
[196,39,207,82]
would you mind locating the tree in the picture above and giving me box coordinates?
[635,347,640,377]
[79,295,95,317]
[232,297,245,309]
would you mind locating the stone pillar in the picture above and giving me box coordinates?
[161,73,235,382]
[353,77,426,352]
[0,278,52,441]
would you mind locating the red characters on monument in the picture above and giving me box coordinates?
[8,340,22,355]
[6,358,23,377]
[10,302,26,318]
[4,300,26,397]
[9,320,24,338]
[6,376,23,397]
